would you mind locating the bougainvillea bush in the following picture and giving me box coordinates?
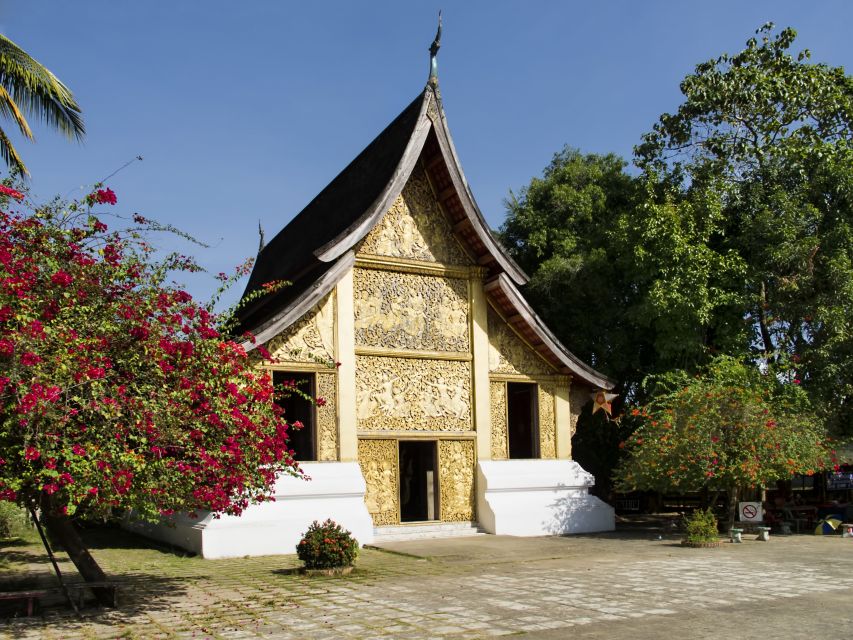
[0,182,299,564]
[296,519,359,569]
[614,355,836,525]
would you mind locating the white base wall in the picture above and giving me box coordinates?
[125,462,375,558]
[477,459,614,536]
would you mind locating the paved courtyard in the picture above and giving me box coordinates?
[2,528,853,639]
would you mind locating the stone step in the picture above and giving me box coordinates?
[372,521,485,542]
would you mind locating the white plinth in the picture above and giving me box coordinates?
[477,459,614,536]
[125,462,374,558]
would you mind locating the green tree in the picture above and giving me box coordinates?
[635,24,853,434]
[614,356,836,527]
[500,149,644,494]
[0,33,84,175]
[501,149,642,381]
[0,184,299,601]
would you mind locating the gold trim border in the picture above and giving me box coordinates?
[261,362,337,373]
[489,373,571,386]
[356,254,487,280]
[355,346,472,361]
[357,431,477,439]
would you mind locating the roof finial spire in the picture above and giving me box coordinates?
[429,10,442,85]
[258,220,266,253]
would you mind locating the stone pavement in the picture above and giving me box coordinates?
[2,529,853,639]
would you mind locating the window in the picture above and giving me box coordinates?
[272,371,316,462]
[507,382,539,459]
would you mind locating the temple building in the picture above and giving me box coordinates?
[136,41,616,558]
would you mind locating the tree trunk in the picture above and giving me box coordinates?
[757,281,775,356]
[40,497,114,607]
[727,485,740,531]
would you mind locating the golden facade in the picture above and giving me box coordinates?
[261,162,594,527]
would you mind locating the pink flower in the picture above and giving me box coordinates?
[0,340,14,357]
[50,270,74,287]
[21,352,41,366]
[42,483,59,495]
[0,185,24,200]
[72,444,86,456]
[24,446,40,461]
[91,188,117,205]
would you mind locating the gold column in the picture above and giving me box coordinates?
[335,269,358,461]
[470,273,492,460]
[554,376,572,459]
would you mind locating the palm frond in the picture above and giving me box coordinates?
[0,84,33,140]
[0,124,28,176]
[0,33,85,142]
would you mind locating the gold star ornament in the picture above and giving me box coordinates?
[591,390,618,415]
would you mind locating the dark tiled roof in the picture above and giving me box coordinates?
[236,92,425,332]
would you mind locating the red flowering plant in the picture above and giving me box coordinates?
[614,355,835,528]
[296,519,359,570]
[0,180,298,592]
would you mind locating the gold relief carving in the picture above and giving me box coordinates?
[426,95,440,123]
[569,384,590,438]
[538,384,557,459]
[359,167,471,266]
[438,440,475,521]
[490,381,508,460]
[353,268,469,352]
[488,307,555,376]
[268,293,335,364]
[316,372,338,461]
[357,439,398,526]
[355,356,471,431]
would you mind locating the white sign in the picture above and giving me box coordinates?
[738,501,763,522]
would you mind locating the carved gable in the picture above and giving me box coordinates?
[267,292,336,364]
[358,165,473,266]
[488,306,557,376]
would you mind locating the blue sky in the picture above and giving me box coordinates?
[3,1,853,304]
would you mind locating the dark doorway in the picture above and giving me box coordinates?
[399,441,438,522]
[273,371,316,461]
[507,382,539,459]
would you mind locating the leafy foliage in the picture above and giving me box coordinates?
[502,24,853,442]
[0,183,300,522]
[0,501,29,538]
[635,24,853,434]
[501,148,642,383]
[683,508,719,543]
[614,356,836,495]
[0,33,84,175]
[296,519,359,569]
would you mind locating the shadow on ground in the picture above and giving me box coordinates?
[0,528,193,625]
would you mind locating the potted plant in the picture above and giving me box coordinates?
[681,508,722,548]
[296,519,359,575]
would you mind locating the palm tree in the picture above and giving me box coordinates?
[0,33,84,176]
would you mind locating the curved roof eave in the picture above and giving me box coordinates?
[427,97,528,286]
[484,273,617,390]
[241,251,356,351]
[313,90,434,263]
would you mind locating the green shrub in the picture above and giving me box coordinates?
[684,508,719,543]
[0,502,30,539]
[296,519,359,569]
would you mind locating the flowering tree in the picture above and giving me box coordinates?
[614,356,836,526]
[0,183,298,595]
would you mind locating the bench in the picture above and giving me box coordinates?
[0,589,50,616]
[0,581,119,616]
